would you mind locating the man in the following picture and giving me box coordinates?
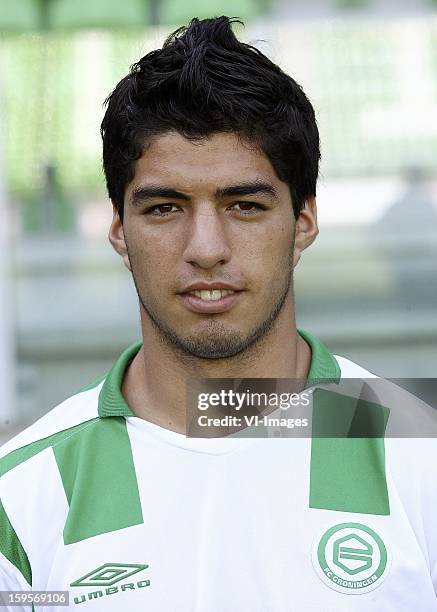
[0,16,436,612]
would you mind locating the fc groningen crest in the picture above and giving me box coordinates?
[312,523,389,594]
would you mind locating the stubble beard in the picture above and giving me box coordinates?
[128,249,294,360]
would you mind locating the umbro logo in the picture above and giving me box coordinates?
[71,563,150,605]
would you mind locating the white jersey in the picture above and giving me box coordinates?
[0,329,436,611]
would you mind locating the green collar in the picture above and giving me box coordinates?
[98,329,340,418]
[298,328,341,382]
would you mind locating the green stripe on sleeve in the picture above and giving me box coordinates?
[0,499,32,586]
[53,417,143,545]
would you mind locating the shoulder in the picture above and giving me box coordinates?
[0,378,108,588]
[333,352,436,440]
[333,353,379,378]
[334,353,437,514]
[0,378,104,480]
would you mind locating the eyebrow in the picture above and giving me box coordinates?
[130,181,278,206]
[131,186,189,206]
[215,182,278,200]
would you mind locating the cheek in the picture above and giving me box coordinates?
[243,221,293,265]
[235,229,292,298]
[127,236,178,292]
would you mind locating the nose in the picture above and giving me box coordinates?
[182,205,232,270]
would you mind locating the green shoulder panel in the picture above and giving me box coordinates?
[0,420,100,479]
[53,417,143,545]
[299,329,390,516]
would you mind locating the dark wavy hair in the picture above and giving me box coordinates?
[101,16,320,221]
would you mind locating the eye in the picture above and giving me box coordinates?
[145,204,182,217]
[230,202,266,215]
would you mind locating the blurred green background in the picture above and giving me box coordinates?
[0,0,436,438]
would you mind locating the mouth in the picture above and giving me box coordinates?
[178,289,244,314]
[189,289,235,300]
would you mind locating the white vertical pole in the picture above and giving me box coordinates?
[0,76,16,424]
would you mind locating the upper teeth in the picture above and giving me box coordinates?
[191,289,235,300]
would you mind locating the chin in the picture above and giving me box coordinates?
[176,328,252,359]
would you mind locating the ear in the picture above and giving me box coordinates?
[292,196,319,268]
[108,204,131,272]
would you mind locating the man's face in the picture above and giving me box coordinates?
[111,131,313,359]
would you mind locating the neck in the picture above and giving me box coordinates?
[121,298,311,434]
